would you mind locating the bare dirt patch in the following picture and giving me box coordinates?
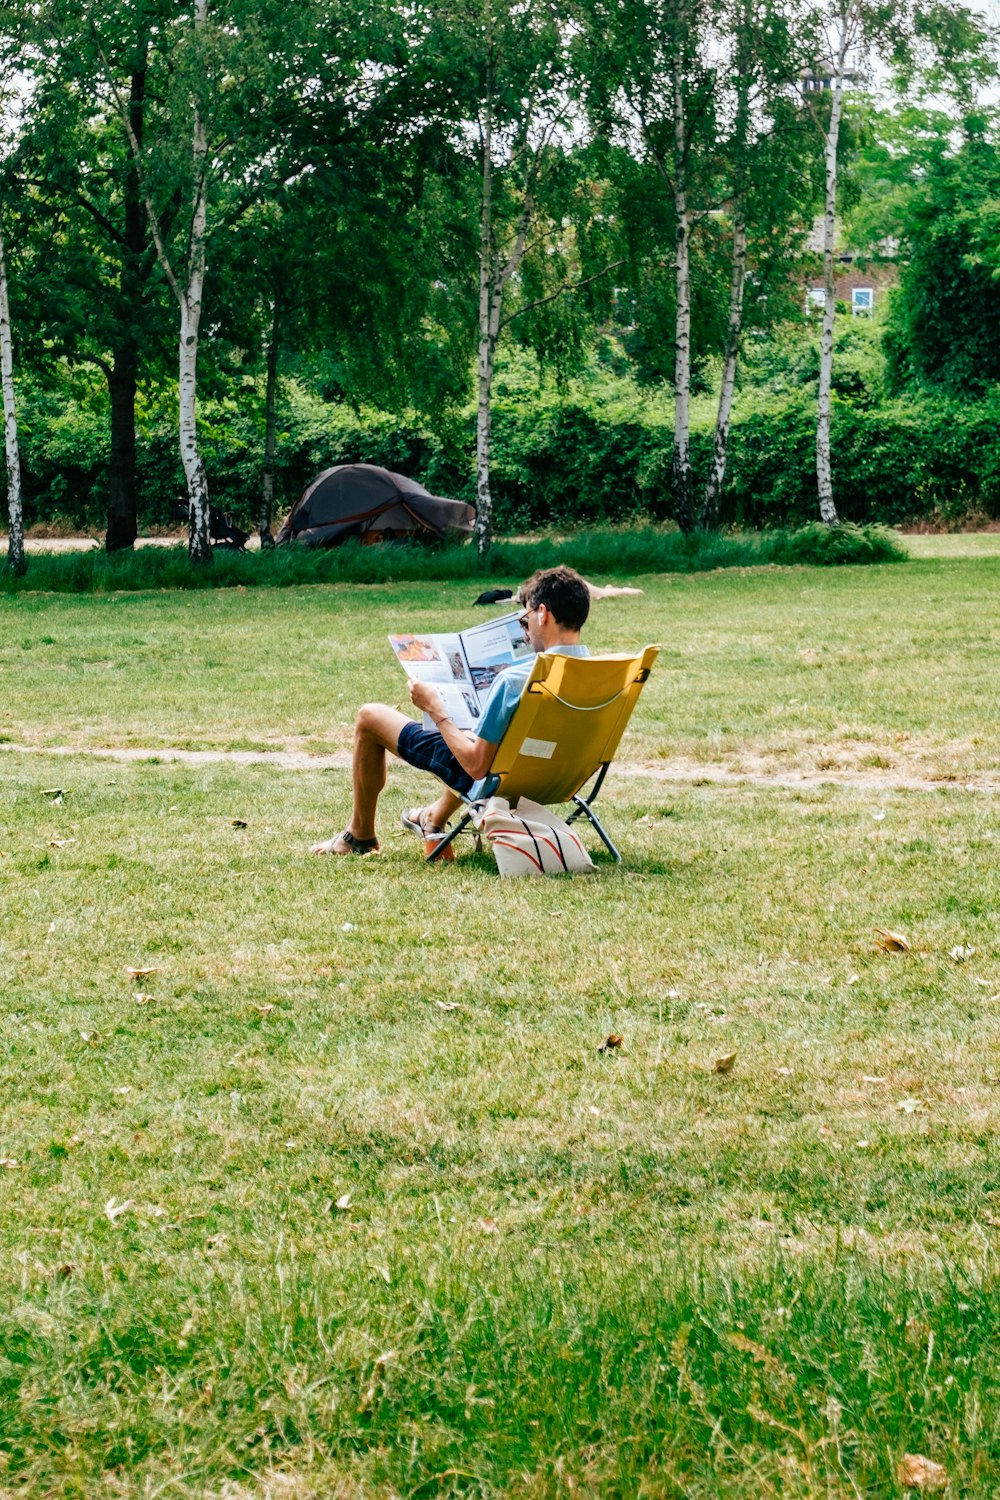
[2,740,998,792]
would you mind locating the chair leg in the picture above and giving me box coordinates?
[426,811,473,863]
[571,795,622,862]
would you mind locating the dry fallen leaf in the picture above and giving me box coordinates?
[126,967,159,979]
[775,1066,794,1077]
[113,1085,133,1096]
[949,944,974,962]
[134,993,154,1006]
[231,819,248,829]
[713,1050,738,1074]
[597,1033,623,1053]
[0,1157,21,1170]
[897,1453,948,1492]
[478,1217,498,1234]
[874,927,911,952]
[48,838,77,848]
[254,1004,274,1016]
[436,1001,461,1012]
[104,1197,135,1223]
[896,1096,922,1114]
[334,1193,352,1211]
[357,1348,398,1413]
[862,1074,886,1084]
[727,1330,779,1374]
[55,1263,76,1279]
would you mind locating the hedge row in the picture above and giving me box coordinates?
[13,375,1000,533]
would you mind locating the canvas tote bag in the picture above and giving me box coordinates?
[477,797,595,877]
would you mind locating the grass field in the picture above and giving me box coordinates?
[1,544,999,1496]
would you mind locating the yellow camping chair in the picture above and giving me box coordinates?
[427,646,659,863]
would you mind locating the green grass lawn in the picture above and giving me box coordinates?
[1,548,999,1496]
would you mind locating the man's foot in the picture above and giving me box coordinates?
[400,806,447,839]
[310,830,380,856]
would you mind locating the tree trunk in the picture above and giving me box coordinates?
[476,340,495,559]
[701,206,746,529]
[106,345,139,552]
[672,54,694,534]
[816,47,845,527]
[182,0,212,565]
[475,91,495,560]
[0,220,25,577]
[105,61,147,553]
[702,38,750,532]
[259,302,279,549]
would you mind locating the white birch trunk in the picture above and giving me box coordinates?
[0,221,25,576]
[816,34,847,527]
[672,54,694,534]
[109,0,212,561]
[181,0,211,563]
[475,98,495,559]
[474,95,533,558]
[259,302,279,549]
[701,208,746,529]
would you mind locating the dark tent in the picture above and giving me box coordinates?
[275,464,475,548]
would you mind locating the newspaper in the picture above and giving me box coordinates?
[388,612,533,732]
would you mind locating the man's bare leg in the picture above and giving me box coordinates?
[311,703,409,855]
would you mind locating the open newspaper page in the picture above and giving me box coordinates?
[458,614,534,698]
[387,631,482,732]
[388,613,532,734]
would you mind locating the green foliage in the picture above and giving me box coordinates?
[764,520,907,565]
[885,131,1000,394]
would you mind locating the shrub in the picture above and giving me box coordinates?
[12,353,1000,536]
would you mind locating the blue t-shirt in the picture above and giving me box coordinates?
[476,643,590,745]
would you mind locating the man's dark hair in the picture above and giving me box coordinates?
[521,566,590,631]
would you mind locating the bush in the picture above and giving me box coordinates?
[761,521,907,566]
[12,349,1000,536]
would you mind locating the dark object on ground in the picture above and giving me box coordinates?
[473,587,514,606]
[276,464,475,548]
[175,502,250,552]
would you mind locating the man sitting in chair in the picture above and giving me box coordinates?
[310,565,591,856]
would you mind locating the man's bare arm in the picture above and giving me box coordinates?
[409,681,497,779]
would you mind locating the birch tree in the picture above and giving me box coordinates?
[0,216,24,576]
[19,1,172,553]
[802,1,861,526]
[701,0,815,527]
[106,0,212,560]
[101,0,328,561]
[0,34,26,575]
[460,0,575,556]
[802,0,994,524]
[582,0,721,533]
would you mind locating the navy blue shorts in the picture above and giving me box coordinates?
[397,721,475,796]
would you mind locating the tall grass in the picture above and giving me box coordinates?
[3,1244,995,1494]
[3,523,907,594]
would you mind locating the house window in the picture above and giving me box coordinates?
[806,287,826,314]
[852,288,874,315]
